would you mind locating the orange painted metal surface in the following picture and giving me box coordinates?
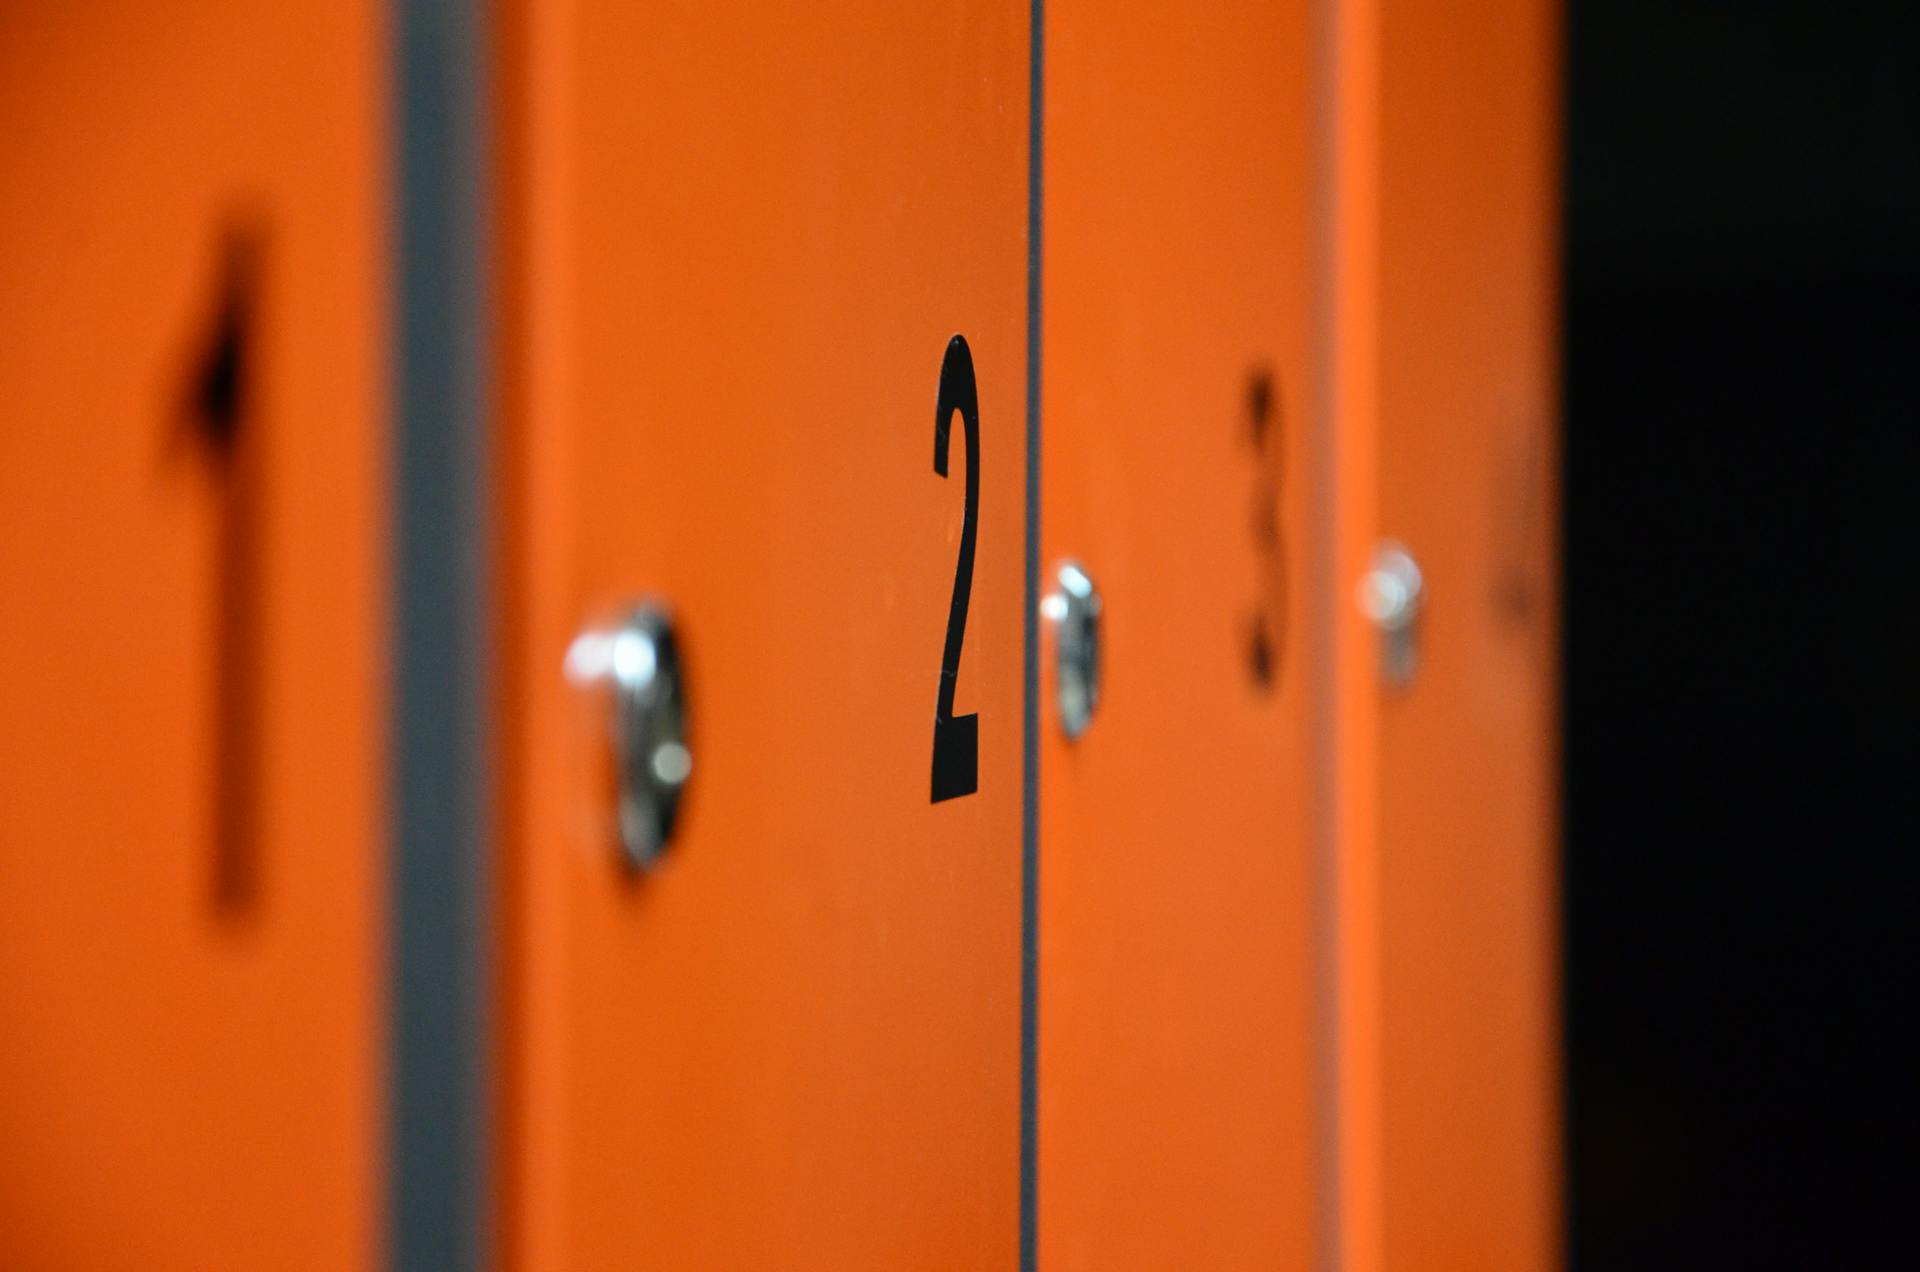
[1330,0,1561,1268]
[0,4,389,1269]
[493,2,1030,1267]
[1374,0,1561,1263]
[1038,2,1321,1267]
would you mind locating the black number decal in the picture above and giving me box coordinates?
[930,335,980,803]
[183,221,265,909]
[1245,367,1287,690]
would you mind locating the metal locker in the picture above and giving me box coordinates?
[1037,1,1321,1266]
[1326,0,1561,1267]
[492,2,1032,1266]
[0,4,389,1266]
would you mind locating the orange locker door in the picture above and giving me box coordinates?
[0,5,387,1269]
[1039,2,1321,1267]
[1328,0,1560,1268]
[494,2,1031,1268]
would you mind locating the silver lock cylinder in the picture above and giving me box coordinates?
[564,602,690,871]
[1359,541,1424,690]
[1043,561,1102,740]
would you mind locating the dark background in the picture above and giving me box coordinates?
[1563,1,1914,1266]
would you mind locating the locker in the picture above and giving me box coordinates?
[1328,0,1561,1267]
[492,2,1031,1267]
[0,4,388,1268]
[1037,2,1320,1268]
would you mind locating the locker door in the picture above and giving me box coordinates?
[0,5,387,1269]
[494,3,1031,1268]
[1039,2,1320,1266]
[1329,0,1560,1267]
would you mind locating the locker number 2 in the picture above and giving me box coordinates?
[929,335,980,803]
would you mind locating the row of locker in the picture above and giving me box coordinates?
[0,0,1557,1267]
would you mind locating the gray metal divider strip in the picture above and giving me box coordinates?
[392,1,490,1267]
[1310,1,1348,1269]
[1020,1,1045,1268]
